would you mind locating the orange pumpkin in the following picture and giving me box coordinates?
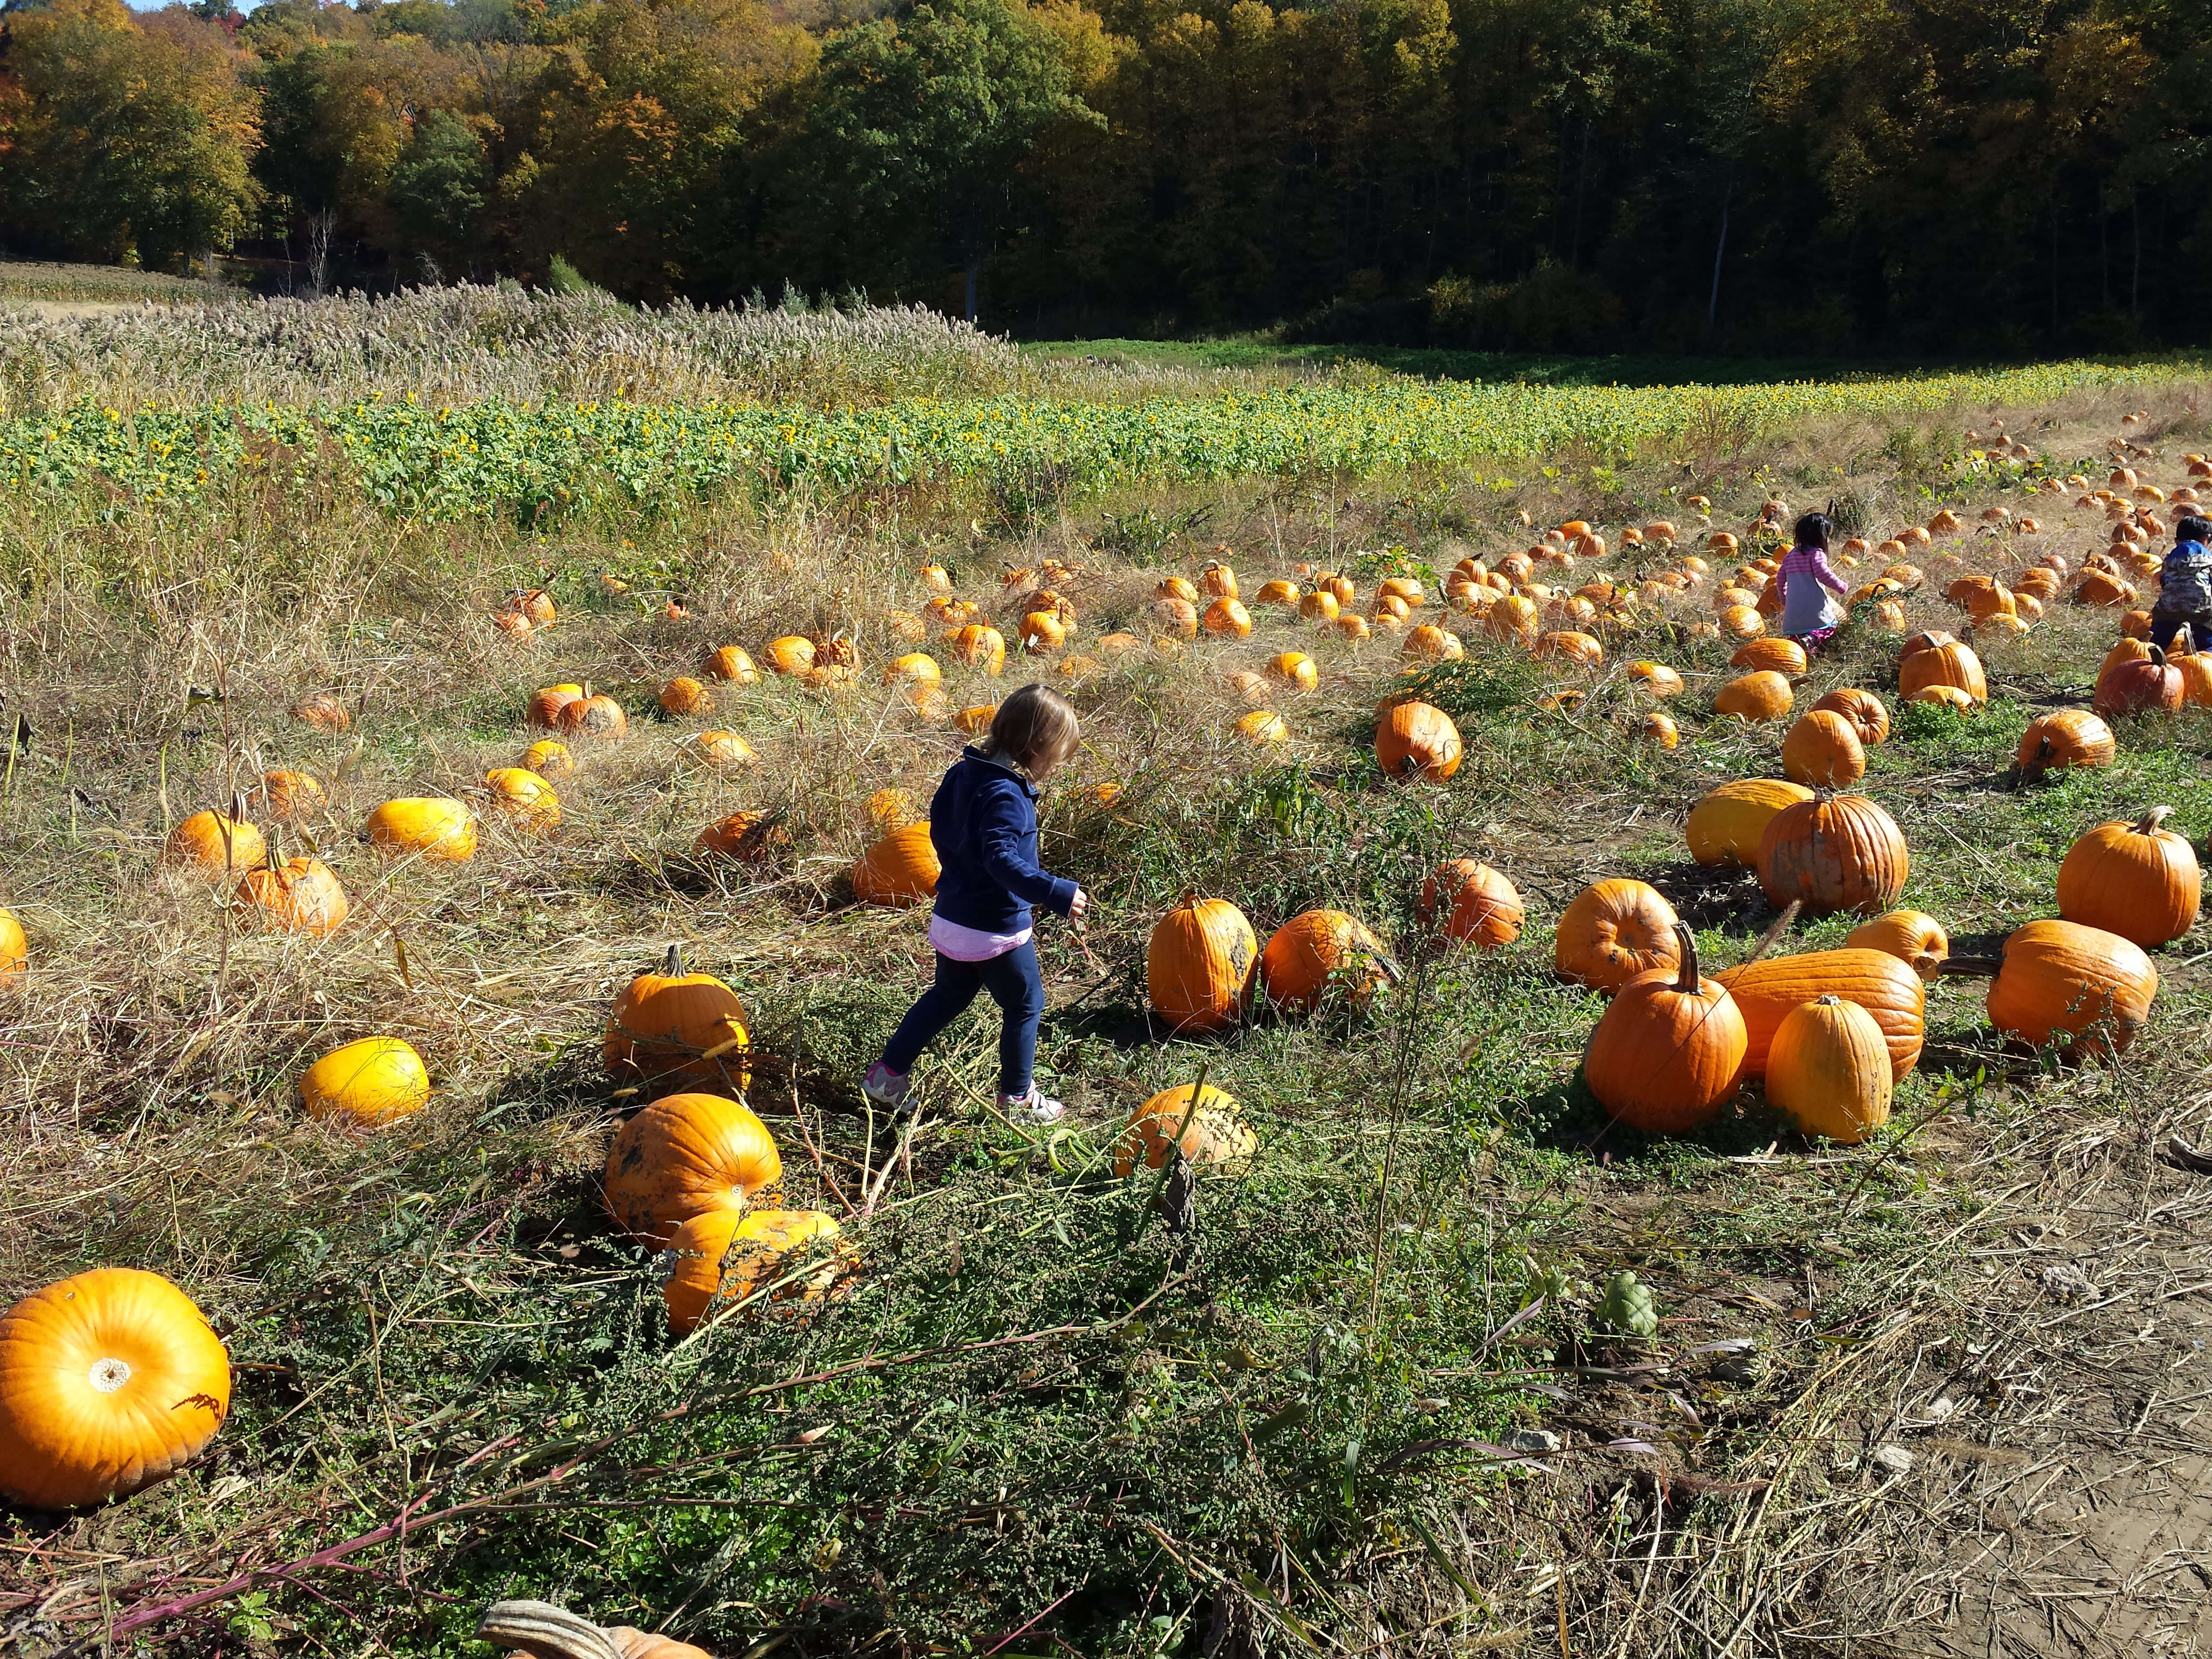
[527,684,584,728]
[1147,895,1258,1033]
[1844,910,1949,981]
[558,692,630,738]
[249,770,325,821]
[0,1268,231,1509]
[1583,925,1747,1133]
[1113,1082,1257,1177]
[1715,948,1925,1081]
[1259,910,1397,1012]
[293,692,352,730]
[1962,920,2158,1056]
[482,767,562,831]
[234,853,349,937]
[764,636,817,675]
[2015,709,2115,777]
[659,677,713,718]
[1756,791,1910,916]
[1730,637,1808,678]
[164,805,266,877]
[1374,701,1462,781]
[603,945,752,1091]
[1766,996,1892,1144]
[1555,878,1681,994]
[0,907,24,989]
[603,1091,782,1246]
[1897,640,1986,705]
[2093,646,2183,718]
[1780,710,1867,787]
[853,823,940,906]
[694,810,788,862]
[1713,670,1794,722]
[704,645,759,683]
[1626,661,1684,698]
[366,798,477,863]
[662,1209,850,1335]
[1421,860,1525,950]
[1202,598,1253,638]
[1809,688,1890,745]
[2056,808,2201,947]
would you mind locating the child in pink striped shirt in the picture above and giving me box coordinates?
[1777,511,1850,652]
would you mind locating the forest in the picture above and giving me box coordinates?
[1,0,2209,358]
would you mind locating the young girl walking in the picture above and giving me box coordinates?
[862,684,1089,1124]
[1777,511,1851,652]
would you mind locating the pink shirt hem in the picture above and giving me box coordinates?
[928,914,1033,962]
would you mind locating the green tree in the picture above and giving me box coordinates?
[2,0,261,270]
[388,106,492,274]
[807,0,1101,319]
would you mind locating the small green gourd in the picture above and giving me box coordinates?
[1597,1271,1660,1339]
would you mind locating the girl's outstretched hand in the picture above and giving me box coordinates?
[1070,888,1090,921]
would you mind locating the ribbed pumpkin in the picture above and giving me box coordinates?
[659,677,713,718]
[1583,925,1746,1133]
[852,822,940,906]
[1374,701,1463,781]
[1267,651,1319,690]
[1730,637,1808,678]
[1234,709,1289,745]
[527,684,584,728]
[1954,920,2158,1056]
[234,854,349,937]
[1716,947,1925,1080]
[1201,562,1239,599]
[1844,910,1949,981]
[1259,910,1397,1012]
[694,809,787,862]
[1686,779,1815,866]
[1420,860,1525,949]
[249,770,325,821]
[2016,709,2115,777]
[1202,598,1253,638]
[682,731,758,769]
[2056,808,2201,947]
[603,945,752,1091]
[1898,639,1987,705]
[1756,791,1909,916]
[1555,879,1681,994]
[948,624,1007,674]
[865,786,922,829]
[299,1037,430,1128]
[1146,895,1258,1033]
[603,1092,782,1246]
[482,767,562,831]
[293,691,351,730]
[524,738,576,778]
[1404,624,1463,661]
[0,1268,231,1509]
[764,636,816,675]
[1766,996,1892,1144]
[1114,1082,1257,1177]
[2092,646,2183,718]
[1299,589,1341,621]
[557,692,629,738]
[164,805,265,877]
[1780,710,1867,787]
[662,1209,851,1335]
[1713,670,1793,721]
[367,798,477,863]
[0,907,24,989]
[1809,688,1890,745]
[2171,649,2212,706]
[704,645,759,683]
[1626,661,1684,698]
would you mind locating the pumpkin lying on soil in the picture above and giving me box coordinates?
[1115,1082,1258,1177]
[603,1091,782,1247]
[1940,920,2158,1057]
[1714,947,1926,1082]
[1584,925,1746,1134]
[1555,879,1680,994]
[1147,895,1258,1033]
[604,945,752,1091]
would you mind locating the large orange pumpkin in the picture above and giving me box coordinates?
[367,797,477,863]
[1898,640,1987,705]
[1730,637,1807,678]
[603,944,752,1091]
[2016,709,2115,777]
[1780,710,1867,787]
[1374,701,1462,781]
[694,810,788,863]
[1809,688,1890,746]
[1954,920,2158,1056]
[1420,860,1524,949]
[1756,791,1909,916]
[853,822,940,906]
[557,692,630,738]
[604,1092,782,1246]
[1715,948,1925,1081]
[0,1268,231,1509]
[1146,895,1258,1033]
[1114,1082,1258,1177]
[1555,879,1680,994]
[661,1209,851,1335]
[2055,808,2201,947]
[1713,671,1793,722]
[1583,926,1746,1133]
[164,805,265,877]
[1259,911,1397,1012]
[2092,646,2183,718]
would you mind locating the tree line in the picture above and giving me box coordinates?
[3,0,2209,354]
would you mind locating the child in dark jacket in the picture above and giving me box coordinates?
[863,684,1089,1124]
[2152,516,2212,654]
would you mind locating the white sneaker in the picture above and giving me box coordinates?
[862,1062,913,1111]
[998,1086,1065,1125]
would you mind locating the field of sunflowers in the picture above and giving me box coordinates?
[2,313,2210,1659]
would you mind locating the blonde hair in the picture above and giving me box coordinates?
[985,683,1080,774]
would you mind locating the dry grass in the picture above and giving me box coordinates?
[2,372,2210,1659]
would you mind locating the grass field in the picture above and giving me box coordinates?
[2,297,2210,1658]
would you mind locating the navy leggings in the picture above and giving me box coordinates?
[883,942,1043,1097]
[2150,606,2211,654]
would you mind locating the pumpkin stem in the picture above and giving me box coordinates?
[1672,922,1701,993]
[660,943,684,977]
[476,1600,627,1659]
[2136,805,2174,834]
[2150,646,2167,666]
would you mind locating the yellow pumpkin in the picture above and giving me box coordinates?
[1686,779,1816,866]
[299,1036,431,1128]
[0,1268,231,1509]
[1766,996,1892,1144]
[482,767,562,831]
[365,798,477,863]
[853,823,940,906]
[662,1209,851,1335]
[604,1092,782,1246]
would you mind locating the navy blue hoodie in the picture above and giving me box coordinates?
[928,747,1079,933]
